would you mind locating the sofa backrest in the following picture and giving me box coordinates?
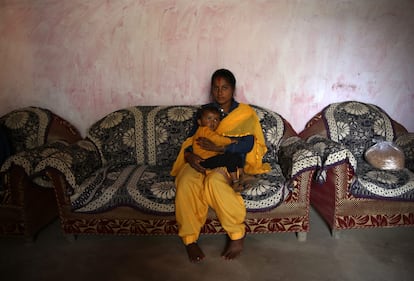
[322,101,395,159]
[86,105,291,167]
[250,105,292,164]
[86,107,142,166]
[0,107,52,154]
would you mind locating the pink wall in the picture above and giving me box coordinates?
[1,0,413,135]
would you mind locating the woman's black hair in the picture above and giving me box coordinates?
[211,69,236,90]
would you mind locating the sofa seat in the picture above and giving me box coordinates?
[61,162,293,215]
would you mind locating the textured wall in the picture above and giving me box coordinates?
[1,0,413,135]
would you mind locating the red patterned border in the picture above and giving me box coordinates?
[0,223,25,236]
[61,216,309,236]
[335,213,414,229]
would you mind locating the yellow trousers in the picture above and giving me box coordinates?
[175,163,246,245]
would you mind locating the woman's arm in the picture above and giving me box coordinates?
[226,135,254,154]
[196,135,254,154]
[184,150,206,173]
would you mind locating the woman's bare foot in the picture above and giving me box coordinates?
[232,180,243,192]
[186,243,205,263]
[221,236,245,260]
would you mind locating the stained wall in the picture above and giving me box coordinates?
[1,0,413,135]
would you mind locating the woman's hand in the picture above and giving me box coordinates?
[184,151,206,173]
[196,137,225,153]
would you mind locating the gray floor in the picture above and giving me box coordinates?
[1,208,414,281]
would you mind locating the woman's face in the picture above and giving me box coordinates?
[211,77,234,107]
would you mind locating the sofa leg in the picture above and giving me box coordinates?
[64,234,77,242]
[331,230,341,239]
[24,235,36,244]
[296,232,307,242]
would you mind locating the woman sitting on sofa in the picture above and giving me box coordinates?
[171,68,270,262]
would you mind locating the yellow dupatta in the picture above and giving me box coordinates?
[171,103,271,176]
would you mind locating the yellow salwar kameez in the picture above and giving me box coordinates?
[171,103,270,245]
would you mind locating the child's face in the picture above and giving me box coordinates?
[198,111,220,131]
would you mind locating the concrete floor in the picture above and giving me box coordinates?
[1,208,414,281]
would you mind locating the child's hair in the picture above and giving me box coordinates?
[196,105,221,120]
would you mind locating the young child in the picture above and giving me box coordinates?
[192,106,253,192]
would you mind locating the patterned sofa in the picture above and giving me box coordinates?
[39,105,319,241]
[0,107,81,240]
[300,101,414,237]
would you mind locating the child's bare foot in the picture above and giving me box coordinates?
[221,236,245,260]
[185,243,205,263]
[232,180,243,192]
[239,174,258,191]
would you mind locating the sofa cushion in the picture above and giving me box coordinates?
[323,101,394,158]
[145,106,197,167]
[349,160,414,201]
[70,163,175,215]
[69,162,290,214]
[250,105,285,165]
[87,108,145,166]
[86,105,290,168]
[87,106,198,167]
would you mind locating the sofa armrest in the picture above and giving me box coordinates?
[35,139,102,194]
[278,136,319,182]
[305,135,357,183]
[1,140,70,175]
[0,140,71,189]
[1,165,28,205]
[45,167,74,208]
[395,132,414,172]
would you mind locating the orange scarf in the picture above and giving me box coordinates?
[171,103,270,176]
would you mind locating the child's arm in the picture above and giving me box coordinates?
[203,128,232,146]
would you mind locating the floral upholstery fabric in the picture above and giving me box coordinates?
[41,105,318,214]
[349,161,414,200]
[0,107,51,153]
[396,133,414,172]
[0,107,54,190]
[69,163,175,214]
[278,136,321,181]
[1,140,70,188]
[309,101,414,201]
[86,107,146,166]
[324,101,395,155]
[36,139,102,192]
[306,135,356,183]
